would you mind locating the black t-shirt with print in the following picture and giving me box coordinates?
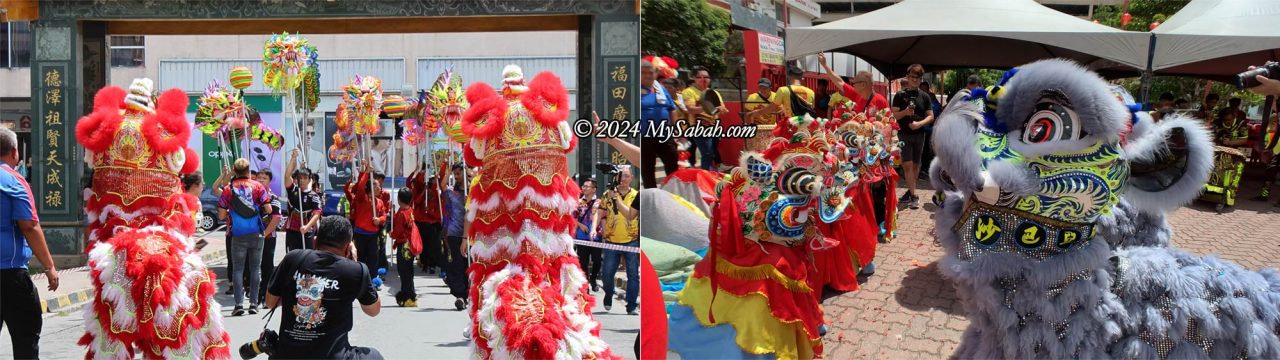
[268,249,378,359]
[284,185,323,231]
[285,185,322,216]
[892,89,932,136]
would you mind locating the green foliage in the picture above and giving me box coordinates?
[1089,1,1266,108]
[941,68,1006,95]
[1090,0,1188,31]
[1114,77,1265,108]
[641,0,732,75]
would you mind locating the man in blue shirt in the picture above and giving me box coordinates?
[442,164,469,311]
[0,128,59,359]
[640,59,679,188]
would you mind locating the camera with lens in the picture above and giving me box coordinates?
[239,329,279,359]
[595,162,622,192]
[1236,61,1280,89]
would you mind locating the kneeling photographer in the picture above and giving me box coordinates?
[246,215,383,359]
[597,163,640,315]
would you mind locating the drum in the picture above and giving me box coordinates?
[744,124,776,152]
[1200,146,1247,212]
[697,90,723,125]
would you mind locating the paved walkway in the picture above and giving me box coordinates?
[822,164,1280,359]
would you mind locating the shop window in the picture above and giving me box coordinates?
[109,36,145,67]
[2,22,32,68]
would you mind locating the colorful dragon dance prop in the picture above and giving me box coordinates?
[668,114,861,359]
[930,59,1280,358]
[194,79,284,160]
[461,65,615,359]
[329,75,382,164]
[261,32,316,96]
[429,66,470,144]
[810,109,903,292]
[76,78,231,359]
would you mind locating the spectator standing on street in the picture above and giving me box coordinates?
[573,177,606,293]
[212,168,236,294]
[217,158,273,316]
[266,216,382,359]
[600,166,640,315]
[891,64,936,209]
[640,59,679,188]
[255,169,283,305]
[0,127,58,359]
[442,164,469,311]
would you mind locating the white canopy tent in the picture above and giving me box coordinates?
[1150,0,1280,82]
[785,0,1151,77]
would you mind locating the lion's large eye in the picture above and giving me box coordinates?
[1026,117,1055,143]
[1023,91,1081,144]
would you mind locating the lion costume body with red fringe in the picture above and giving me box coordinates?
[75,79,231,359]
[461,65,615,359]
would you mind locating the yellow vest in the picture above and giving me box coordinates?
[602,188,639,244]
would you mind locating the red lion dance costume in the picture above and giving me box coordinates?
[76,79,231,359]
[462,65,615,359]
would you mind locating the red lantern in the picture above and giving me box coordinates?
[1149,21,1161,30]
[1121,12,1132,27]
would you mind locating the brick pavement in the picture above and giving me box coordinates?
[821,165,1280,359]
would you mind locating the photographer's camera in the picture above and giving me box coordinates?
[1237,61,1280,89]
[239,329,279,359]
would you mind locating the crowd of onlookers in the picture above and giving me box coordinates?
[1151,90,1280,206]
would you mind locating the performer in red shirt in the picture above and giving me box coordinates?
[408,159,445,274]
[819,53,890,120]
[345,160,388,279]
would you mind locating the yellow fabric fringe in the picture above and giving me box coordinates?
[715,257,814,293]
[677,276,818,360]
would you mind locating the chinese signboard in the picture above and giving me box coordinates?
[37,64,68,213]
[759,32,785,65]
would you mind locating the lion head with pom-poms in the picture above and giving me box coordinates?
[460,65,574,168]
[75,78,202,247]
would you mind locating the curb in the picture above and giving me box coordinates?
[40,248,227,314]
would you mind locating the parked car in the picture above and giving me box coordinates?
[199,188,222,232]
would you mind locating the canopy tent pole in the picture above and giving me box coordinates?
[1139,34,1158,108]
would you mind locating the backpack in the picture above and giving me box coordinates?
[228,184,264,237]
[787,85,816,118]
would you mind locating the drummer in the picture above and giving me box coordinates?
[681,66,727,171]
[747,62,816,121]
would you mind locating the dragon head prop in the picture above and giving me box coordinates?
[721,114,858,250]
[429,67,469,143]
